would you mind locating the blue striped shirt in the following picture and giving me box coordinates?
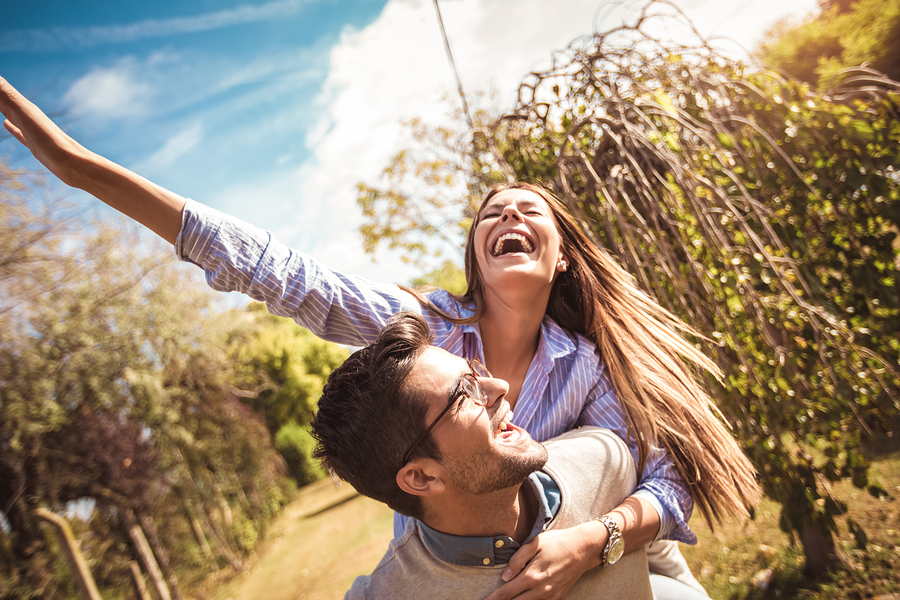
[175,199,695,543]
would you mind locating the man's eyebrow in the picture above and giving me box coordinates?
[446,366,469,404]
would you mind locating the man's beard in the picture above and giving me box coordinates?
[444,442,549,496]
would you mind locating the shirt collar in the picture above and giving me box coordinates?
[462,316,576,362]
[416,471,560,567]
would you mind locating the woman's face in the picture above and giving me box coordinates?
[472,189,567,294]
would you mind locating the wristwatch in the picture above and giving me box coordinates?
[597,515,624,566]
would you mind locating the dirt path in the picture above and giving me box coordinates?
[207,478,394,600]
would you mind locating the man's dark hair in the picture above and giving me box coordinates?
[311,312,442,519]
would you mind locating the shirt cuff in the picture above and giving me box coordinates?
[631,489,670,541]
[174,198,226,264]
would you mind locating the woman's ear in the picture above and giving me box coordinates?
[397,460,445,497]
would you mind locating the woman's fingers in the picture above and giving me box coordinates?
[0,75,87,188]
[3,118,26,144]
[502,539,539,581]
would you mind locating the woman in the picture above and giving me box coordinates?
[1,76,758,599]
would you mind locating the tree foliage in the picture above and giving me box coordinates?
[0,169,307,597]
[358,0,900,574]
[356,93,507,270]
[228,303,348,485]
[409,259,468,294]
[757,0,900,88]
[228,303,348,435]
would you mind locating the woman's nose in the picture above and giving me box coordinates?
[500,205,523,222]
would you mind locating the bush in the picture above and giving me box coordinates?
[274,421,328,487]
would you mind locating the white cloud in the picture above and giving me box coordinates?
[287,0,819,285]
[283,0,637,281]
[63,58,153,120]
[118,0,817,287]
[137,122,205,174]
[0,0,321,52]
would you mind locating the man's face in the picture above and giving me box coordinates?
[405,347,548,495]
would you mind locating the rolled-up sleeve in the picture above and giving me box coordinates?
[175,199,425,346]
[577,368,696,544]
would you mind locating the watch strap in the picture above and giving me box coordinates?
[596,515,622,566]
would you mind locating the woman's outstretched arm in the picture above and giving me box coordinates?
[0,76,186,244]
[0,76,435,347]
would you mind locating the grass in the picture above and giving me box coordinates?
[683,446,900,600]
[198,448,900,600]
[201,478,395,600]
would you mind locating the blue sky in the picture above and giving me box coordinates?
[1,0,816,286]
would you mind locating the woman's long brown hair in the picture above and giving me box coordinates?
[405,181,761,527]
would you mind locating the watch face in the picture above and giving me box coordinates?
[607,540,625,565]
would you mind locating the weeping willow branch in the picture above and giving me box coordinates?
[487,0,900,548]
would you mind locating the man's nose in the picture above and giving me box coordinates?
[481,377,510,408]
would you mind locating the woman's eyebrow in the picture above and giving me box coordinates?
[483,199,539,212]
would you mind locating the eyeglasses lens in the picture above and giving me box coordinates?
[462,370,490,407]
[471,359,491,379]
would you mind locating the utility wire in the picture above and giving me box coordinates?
[432,0,474,130]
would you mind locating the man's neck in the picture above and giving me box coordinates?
[423,482,538,544]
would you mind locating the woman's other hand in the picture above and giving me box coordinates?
[483,522,605,600]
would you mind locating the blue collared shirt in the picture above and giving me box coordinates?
[418,472,561,567]
[175,199,695,543]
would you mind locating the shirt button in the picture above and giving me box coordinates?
[494,540,505,548]
[482,558,491,565]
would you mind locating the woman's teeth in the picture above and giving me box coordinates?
[492,233,533,255]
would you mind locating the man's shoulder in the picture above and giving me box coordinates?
[344,522,421,600]
[541,427,637,513]
[543,426,628,458]
[543,426,635,476]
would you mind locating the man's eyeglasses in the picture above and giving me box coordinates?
[401,358,492,466]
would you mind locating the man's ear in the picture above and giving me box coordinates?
[396,460,445,497]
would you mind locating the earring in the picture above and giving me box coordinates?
[558,260,567,271]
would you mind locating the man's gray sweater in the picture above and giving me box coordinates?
[344,427,654,600]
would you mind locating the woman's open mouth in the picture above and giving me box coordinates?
[491,232,534,256]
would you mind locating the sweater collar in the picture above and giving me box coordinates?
[416,471,561,567]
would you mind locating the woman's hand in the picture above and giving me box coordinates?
[0,76,186,244]
[483,496,661,600]
[483,522,606,600]
[0,76,90,188]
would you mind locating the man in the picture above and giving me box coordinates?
[312,312,653,600]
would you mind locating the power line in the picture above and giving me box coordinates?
[432,0,474,130]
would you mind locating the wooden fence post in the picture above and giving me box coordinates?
[122,508,172,600]
[128,560,154,600]
[33,508,102,600]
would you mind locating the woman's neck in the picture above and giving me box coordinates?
[478,287,549,408]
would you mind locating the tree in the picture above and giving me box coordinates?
[0,167,294,597]
[357,0,900,575]
[356,93,507,271]
[228,304,348,435]
[226,303,348,485]
[409,259,468,294]
[757,0,900,88]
